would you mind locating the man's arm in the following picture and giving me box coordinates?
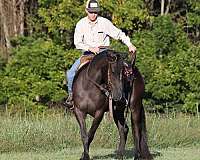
[105,19,136,54]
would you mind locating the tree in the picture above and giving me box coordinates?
[186,0,200,42]
[0,0,39,60]
[0,0,11,59]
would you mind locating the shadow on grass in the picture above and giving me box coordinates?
[92,149,162,160]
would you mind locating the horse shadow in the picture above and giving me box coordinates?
[92,149,162,160]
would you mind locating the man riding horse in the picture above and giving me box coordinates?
[65,0,137,106]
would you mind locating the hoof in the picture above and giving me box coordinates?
[117,155,124,160]
[80,153,90,160]
[116,150,124,160]
[134,156,153,160]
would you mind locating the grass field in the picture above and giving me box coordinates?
[0,110,200,159]
[0,147,199,160]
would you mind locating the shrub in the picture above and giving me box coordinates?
[1,37,80,112]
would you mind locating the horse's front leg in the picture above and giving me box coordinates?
[113,106,129,159]
[87,110,104,149]
[74,107,90,160]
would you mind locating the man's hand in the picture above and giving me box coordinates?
[128,45,137,54]
[129,45,137,66]
[88,47,100,54]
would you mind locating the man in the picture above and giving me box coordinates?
[65,0,136,106]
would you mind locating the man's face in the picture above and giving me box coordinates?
[86,10,98,22]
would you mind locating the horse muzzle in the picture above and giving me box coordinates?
[112,90,123,102]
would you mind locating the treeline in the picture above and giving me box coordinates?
[0,0,199,113]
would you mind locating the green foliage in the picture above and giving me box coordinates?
[0,57,7,104]
[100,0,151,33]
[188,1,200,25]
[38,1,83,31]
[0,37,80,112]
[0,56,6,71]
[185,0,200,42]
[134,16,199,112]
[187,12,200,26]
[100,0,151,31]
[38,0,85,48]
[152,16,176,58]
[182,46,200,112]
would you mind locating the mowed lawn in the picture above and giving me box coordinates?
[0,147,199,160]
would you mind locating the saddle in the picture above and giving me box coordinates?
[78,48,109,69]
[78,54,95,69]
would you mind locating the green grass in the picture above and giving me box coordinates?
[0,148,199,160]
[147,113,200,148]
[0,110,200,159]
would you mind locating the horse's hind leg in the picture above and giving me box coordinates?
[130,100,152,160]
[113,107,129,159]
[74,108,90,160]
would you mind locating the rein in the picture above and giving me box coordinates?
[107,62,113,119]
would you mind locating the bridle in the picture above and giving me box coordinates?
[86,53,123,119]
[86,53,120,98]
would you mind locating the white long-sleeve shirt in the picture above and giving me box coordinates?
[74,16,133,51]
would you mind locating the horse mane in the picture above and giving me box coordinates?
[89,50,110,66]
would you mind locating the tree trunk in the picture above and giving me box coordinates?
[161,0,165,15]
[0,0,11,58]
[196,26,199,39]
[165,0,171,15]
[19,0,24,35]
[12,0,17,36]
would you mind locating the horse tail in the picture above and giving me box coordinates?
[140,105,152,159]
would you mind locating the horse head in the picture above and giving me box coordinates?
[85,50,124,102]
[106,51,124,101]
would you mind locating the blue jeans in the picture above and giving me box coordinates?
[66,57,81,93]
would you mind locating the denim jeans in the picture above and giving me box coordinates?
[66,57,81,93]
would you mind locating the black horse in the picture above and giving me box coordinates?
[71,50,152,160]
[72,50,128,160]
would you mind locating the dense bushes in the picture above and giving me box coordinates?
[134,16,200,113]
[0,37,80,112]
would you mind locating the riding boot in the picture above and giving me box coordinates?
[64,93,73,107]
